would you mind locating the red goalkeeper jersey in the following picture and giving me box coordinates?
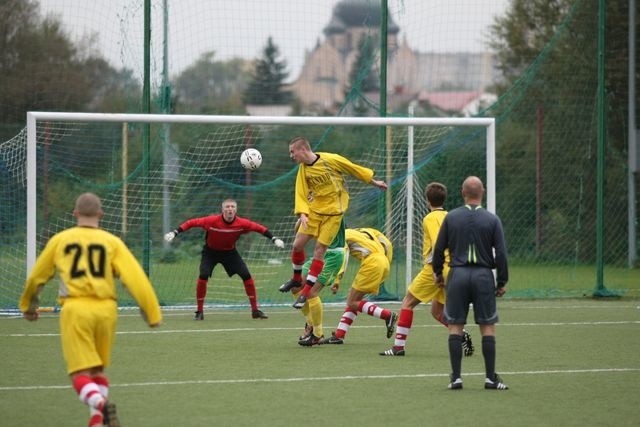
[178,214,268,250]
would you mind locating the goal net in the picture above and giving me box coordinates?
[0,112,494,311]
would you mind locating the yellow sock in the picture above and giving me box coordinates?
[307,296,323,337]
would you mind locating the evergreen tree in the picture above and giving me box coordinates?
[347,35,380,93]
[243,37,292,105]
[345,35,379,116]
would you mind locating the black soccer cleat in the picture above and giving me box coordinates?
[292,294,307,309]
[320,331,344,345]
[379,347,405,356]
[462,330,475,356]
[279,279,302,293]
[485,373,509,390]
[252,309,268,319]
[194,311,204,321]
[448,375,463,390]
[298,333,324,347]
[299,323,313,340]
[385,312,398,338]
[102,400,121,427]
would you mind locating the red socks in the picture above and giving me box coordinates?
[196,278,207,312]
[292,250,305,282]
[300,259,324,297]
[243,278,258,311]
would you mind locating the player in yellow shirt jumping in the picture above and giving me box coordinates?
[280,136,387,309]
[19,193,162,427]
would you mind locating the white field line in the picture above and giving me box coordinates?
[3,302,639,318]
[3,319,639,338]
[1,368,639,391]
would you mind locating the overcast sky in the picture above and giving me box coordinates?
[38,0,510,81]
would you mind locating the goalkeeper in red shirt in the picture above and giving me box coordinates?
[165,198,285,320]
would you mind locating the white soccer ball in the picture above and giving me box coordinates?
[240,148,262,170]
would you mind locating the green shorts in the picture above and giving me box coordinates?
[302,247,345,287]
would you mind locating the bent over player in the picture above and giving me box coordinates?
[322,227,398,344]
[165,198,284,320]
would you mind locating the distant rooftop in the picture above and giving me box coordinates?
[418,90,483,112]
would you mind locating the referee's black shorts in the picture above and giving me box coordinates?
[443,266,499,325]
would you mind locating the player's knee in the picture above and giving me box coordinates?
[345,298,360,312]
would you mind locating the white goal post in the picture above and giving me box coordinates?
[26,112,495,279]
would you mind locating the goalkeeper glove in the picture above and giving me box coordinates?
[272,237,285,248]
[164,230,179,242]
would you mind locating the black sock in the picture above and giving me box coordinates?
[482,335,496,379]
[448,334,463,379]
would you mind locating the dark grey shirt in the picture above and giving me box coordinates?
[432,204,508,286]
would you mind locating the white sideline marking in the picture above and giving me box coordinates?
[3,320,639,338]
[1,368,639,391]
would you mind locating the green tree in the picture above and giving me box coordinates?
[173,52,249,114]
[486,0,633,262]
[0,0,141,140]
[243,37,292,105]
[488,0,573,89]
[345,35,379,116]
[347,35,379,93]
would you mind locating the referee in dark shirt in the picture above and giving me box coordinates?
[432,176,509,391]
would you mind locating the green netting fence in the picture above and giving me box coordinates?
[0,0,637,312]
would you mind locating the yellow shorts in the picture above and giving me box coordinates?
[59,297,118,375]
[352,253,390,295]
[407,264,449,304]
[298,213,344,247]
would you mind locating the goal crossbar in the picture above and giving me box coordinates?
[26,112,496,276]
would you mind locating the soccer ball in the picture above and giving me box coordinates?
[240,148,262,170]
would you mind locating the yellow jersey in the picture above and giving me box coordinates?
[19,226,162,325]
[294,152,375,216]
[345,228,393,264]
[423,209,449,266]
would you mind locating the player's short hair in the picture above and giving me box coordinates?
[462,176,484,199]
[74,192,103,217]
[288,136,310,149]
[425,182,447,207]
